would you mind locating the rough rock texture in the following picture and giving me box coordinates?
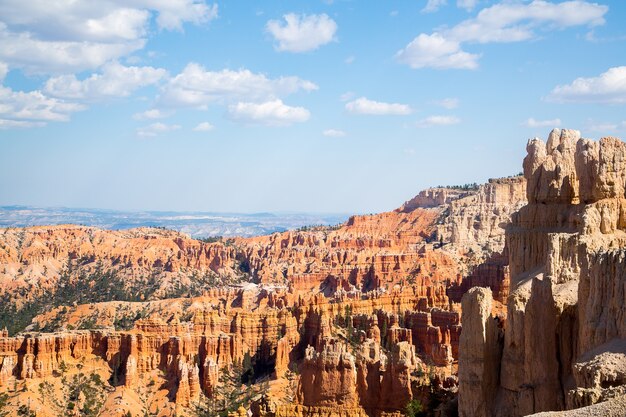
[436,177,527,257]
[528,395,626,417]
[0,174,529,416]
[458,288,502,417]
[298,341,359,407]
[458,129,626,417]
[297,338,421,415]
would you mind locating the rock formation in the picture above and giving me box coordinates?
[0,169,529,416]
[458,288,502,416]
[459,129,626,417]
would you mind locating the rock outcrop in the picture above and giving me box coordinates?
[458,288,502,417]
[458,129,626,416]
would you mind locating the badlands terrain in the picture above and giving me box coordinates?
[0,129,624,417]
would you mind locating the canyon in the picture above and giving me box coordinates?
[0,129,623,417]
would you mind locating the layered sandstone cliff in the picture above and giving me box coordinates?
[459,129,626,417]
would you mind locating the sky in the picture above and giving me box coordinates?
[1,0,626,214]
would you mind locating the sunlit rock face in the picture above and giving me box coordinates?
[459,129,626,417]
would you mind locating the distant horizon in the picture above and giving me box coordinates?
[0,170,524,215]
[0,205,351,238]
[0,203,352,217]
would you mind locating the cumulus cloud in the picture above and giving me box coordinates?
[547,66,626,104]
[133,109,170,120]
[0,85,85,123]
[0,25,146,74]
[398,1,608,70]
[433,97,460,109]
[147,0,218,31]
[345,97,412,115]
[322,129,346,137]
[159,63,318,108]
[523,117,561,128]
[447,1,607,44]
[422,0,447,14]
[0,0,218,74]
[457,0,478,11]
[228,100,310,126]
[415,115,460,128]
[44,62,167,101]
[395,33,479,69]
[0,60,165,127]
[136,122,181,137]
[266,13,337,53]
[193,121,214,131]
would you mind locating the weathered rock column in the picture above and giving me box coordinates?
[458,287,502,417]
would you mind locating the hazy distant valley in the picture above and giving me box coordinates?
[0,206,348,238]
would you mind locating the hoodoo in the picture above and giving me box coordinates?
[459,129,626,416]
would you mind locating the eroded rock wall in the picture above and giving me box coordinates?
[459,129,626,417]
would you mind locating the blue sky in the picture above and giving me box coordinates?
[1,0,625,213]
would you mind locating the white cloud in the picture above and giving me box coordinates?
[345,55,355,64]
[136,122,181,137]
[433,97,459,109]
[193,121,214,131]
[0,4,148,43]
[345,97,412,115]
[586,120,626,132]
[457,0,478,11]
[159,63,318,108]
[395,33,479,70]
[228,100,310,126]
[44,62,167,101]
[0,0,218,36]
[0,118,45,129]
[266,13,337,53]
[0,62,7,82]
[322,129,346,137]
[547,66,626,104]
[415,115,460,127]
[422,0,447,14]
[404,148,416,155]
[447,1,607,44]
[133,108,170,120]
[398,1,608,70]
[0,1,218,74]
[0,85,85,122]
[523,117,561,128]
[0,24,146,74]
[147,1,218,31]
[340,92,355,102]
